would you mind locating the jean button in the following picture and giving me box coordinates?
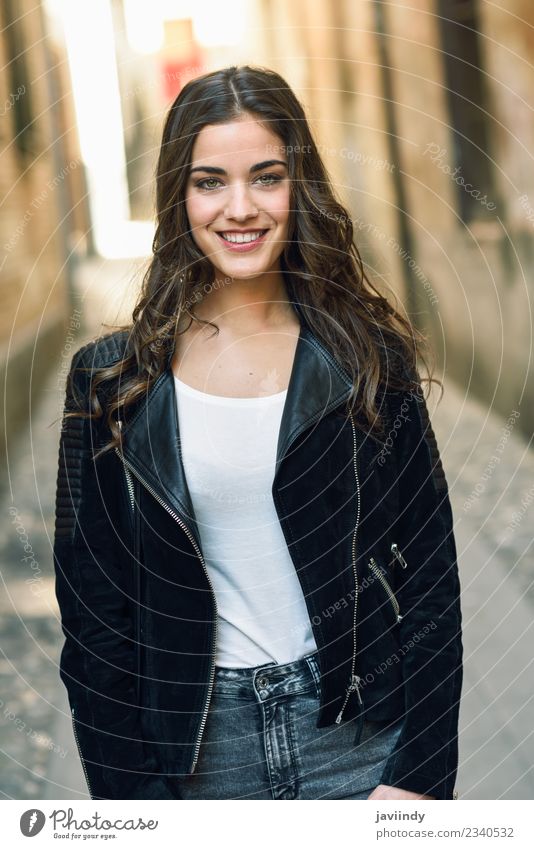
[257,675,269,689]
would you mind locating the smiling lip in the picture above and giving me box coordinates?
[215,229,269,252]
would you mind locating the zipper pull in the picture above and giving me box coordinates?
[335,674,363,724]
[391,542,407,569]
[351,674,363,705]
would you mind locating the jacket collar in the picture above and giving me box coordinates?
[119,315,353,548]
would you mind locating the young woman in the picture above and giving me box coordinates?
[53,65,463,801]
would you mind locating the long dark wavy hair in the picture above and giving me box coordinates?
[70,64,441,457]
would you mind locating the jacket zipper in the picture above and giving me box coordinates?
[114,435,218,775]
[335,411,363,724]
[368,557,403,623]
[119,423,135,513]
[118,421,142,702]
[71,706,94,799]
[391,542,408,569]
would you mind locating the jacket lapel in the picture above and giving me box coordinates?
[119,317,353,547]
[274,324,353,474]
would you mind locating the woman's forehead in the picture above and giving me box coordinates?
[190,117,286,165]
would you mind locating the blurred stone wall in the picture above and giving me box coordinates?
[257,0,534,440]
[0,0,88,472]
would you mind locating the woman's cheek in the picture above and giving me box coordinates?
[186,189,222,218]
[265,190,291,222]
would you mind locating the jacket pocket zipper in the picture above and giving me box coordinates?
[114,432,218,775]
[391,542,408,569]
[71,706,94,799]
[368,557,403,623]
[335,411,363,724]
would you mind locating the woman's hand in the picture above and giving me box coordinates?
[367,784,436,800]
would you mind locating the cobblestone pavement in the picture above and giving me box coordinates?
[0,274,532,799]
[429,381,534,800]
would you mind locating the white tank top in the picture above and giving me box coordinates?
[174,375,318,668]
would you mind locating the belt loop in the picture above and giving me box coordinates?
[304,653,321,699]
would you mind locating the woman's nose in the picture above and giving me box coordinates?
[224,183,258,220]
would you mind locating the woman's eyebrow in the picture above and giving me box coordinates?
[189,159,288,176]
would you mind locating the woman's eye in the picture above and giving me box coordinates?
[194,174,283,191]
[195,177,222,190]
[255,173,282,186]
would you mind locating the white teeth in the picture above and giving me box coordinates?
[219,230,265,244]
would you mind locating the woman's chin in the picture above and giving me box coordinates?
[213,263,277,283]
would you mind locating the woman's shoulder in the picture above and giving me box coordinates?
[374,339,421,403]
[71,328,132,371]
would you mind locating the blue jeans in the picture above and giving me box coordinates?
[171,651,404,799]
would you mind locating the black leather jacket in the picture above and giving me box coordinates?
[53,317,463,800]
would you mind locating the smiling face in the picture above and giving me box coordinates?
[185,114,291,282]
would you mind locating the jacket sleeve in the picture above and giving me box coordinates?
[378,377,463,800]
[53,345,181,800]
